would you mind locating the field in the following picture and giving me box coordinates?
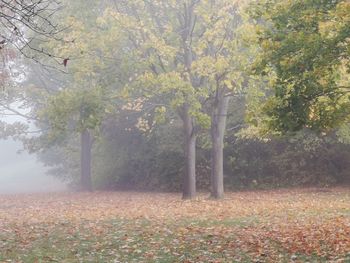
[0,188,349,263]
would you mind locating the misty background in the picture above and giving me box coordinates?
[0,114,66,194]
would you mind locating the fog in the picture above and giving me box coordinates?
[0,129,67,194]
[0,1,349,261]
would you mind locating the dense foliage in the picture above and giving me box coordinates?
[250,0,350,133]
[0,0,349,195]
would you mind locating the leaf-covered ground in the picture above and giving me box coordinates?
[0,188,349,263]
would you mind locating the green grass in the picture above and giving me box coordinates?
[0,217,252,262]
[2,217,348,263]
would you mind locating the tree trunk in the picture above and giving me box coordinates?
[182,107,197,200]
[81,129,93,191]
[180,2,197,200]
[210,94,231,199]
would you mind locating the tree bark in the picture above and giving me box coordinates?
[210,93,231,199]
[182,107,197,200]
[179,2,197,200]
[81,128,93,192]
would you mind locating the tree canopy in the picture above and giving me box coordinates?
[0,0,349,198]
[251,0,350,133]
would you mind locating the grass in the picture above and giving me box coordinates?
[0,188,349,262]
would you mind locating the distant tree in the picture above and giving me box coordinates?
[250,0,350,133]
[43,88,107,191]
[3,0,128,191]
[37,0,129,191]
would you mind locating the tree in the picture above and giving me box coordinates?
[250,0,350,133]
[109,0,250,199]
[14,0,128,191]
[43,88,106,191]
[42,0,129,191]
[190,0,250,199]
[107,0,208,199]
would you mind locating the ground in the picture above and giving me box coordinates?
[0,188,349,263]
